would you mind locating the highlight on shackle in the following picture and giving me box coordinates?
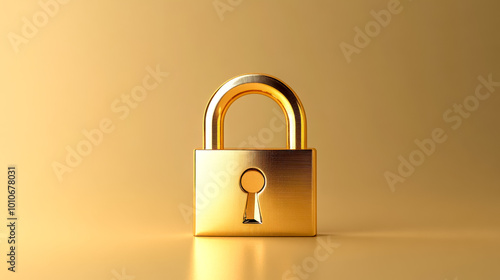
[203,74,307,150]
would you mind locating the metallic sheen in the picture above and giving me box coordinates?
[240,168,265,224]
[203,74,307,150]
[194,149,316,236]
[194,74,316,236]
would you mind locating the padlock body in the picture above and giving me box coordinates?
[194,149,316,236]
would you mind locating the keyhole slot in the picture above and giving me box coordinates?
[240,168,266,224]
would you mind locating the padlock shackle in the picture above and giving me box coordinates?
[204,74,307,150]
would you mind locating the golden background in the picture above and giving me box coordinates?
[1,0,499,279]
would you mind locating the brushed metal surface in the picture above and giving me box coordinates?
[194,149,316,236]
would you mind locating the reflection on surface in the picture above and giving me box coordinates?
[190,236,338,280]
[188,232,500,280]
[192,237,265,280]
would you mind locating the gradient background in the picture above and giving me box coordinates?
[1,0,499,279]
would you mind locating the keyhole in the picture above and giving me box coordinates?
[240,168,266,224]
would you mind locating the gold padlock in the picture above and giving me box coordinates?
[194,74,316,236]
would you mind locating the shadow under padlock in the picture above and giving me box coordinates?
[194,74,317,237]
